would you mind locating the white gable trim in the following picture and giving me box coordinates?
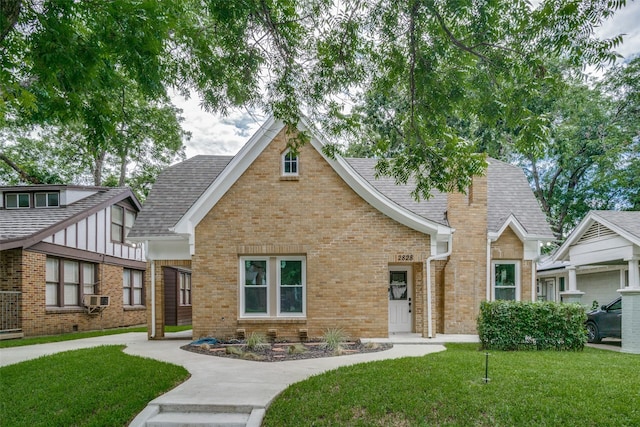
[488,214,554,242]
[171,116,281,237]
[172,115,451,255]
[553,211,640,262]
[488,214,548,261]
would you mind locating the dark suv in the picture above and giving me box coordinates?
[585,297,622,343]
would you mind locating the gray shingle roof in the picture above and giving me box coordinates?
[0,187,132,246]
[591,210,640,240]
[132,154,552,239]
[345,158,449,226]
[487,158,553,237]
[128,155,233,238]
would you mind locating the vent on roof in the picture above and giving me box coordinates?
[579,222,616,243]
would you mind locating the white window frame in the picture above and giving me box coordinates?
[281,149,299,176]
[277,256,306,317]
[240,257,270,317]
[491,260,521,301]
[35,192,60,208]
[240,256,307,318]
[5,193,30,209]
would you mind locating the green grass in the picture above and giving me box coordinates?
[264,344,640,426]
[0,324,192,348]
[0,345,189,426]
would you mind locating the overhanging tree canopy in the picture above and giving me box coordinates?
[0,0,629,200]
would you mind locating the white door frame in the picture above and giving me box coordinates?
[388,266,412,333]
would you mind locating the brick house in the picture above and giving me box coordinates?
[129,117,554,340]
[0,185,146,338]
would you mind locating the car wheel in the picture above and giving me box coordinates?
[586,322,601,343]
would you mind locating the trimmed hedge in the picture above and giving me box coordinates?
[478,301,587,351]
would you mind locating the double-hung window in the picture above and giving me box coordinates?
[242,259,269,315]
[179,272,192,306]
[46,257,96,307]
[492,261,520,301]
[111,205,136,243]
[123,268,144,306]
[240,256,306,317]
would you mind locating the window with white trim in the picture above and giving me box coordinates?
[35,192,60,207]
[240,256,306,317]
[492,261,520,301]
[46,257,96,307]
[5,193,30,208]
[123,268,144,306]
[282,149,298,176]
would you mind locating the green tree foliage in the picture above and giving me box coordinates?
[0,0,629,200]
[319,0,625,199]
[518,58,640,240]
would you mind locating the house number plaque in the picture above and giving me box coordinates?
[396,254,414,262]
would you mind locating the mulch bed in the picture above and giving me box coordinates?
[181,340,393,362]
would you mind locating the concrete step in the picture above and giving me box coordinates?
[145,411,249,427]
[139,404,265,427]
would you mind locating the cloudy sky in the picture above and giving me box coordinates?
[174,2,640,159]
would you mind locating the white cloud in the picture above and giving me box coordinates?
[596,0,640,60]
[171,91,265,158]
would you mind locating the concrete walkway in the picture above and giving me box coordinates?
[1,331,464,426]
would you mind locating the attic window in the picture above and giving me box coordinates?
[282,149,298,176]
[5,193,30,209]
[35,192,60,208]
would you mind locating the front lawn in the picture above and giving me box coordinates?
[264,343,639,426]
[0,324,192,348]
[0,345,189,426]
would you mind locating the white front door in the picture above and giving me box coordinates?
[388,267,412,333]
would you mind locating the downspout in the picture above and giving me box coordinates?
[151,260,156,339]
[425,233,453,338]
[486,238,492,301]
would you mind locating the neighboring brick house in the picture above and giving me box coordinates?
[0,185,146,338]
[129,117,554,340]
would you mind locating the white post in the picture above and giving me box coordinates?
[560,266,584,304]
[619,257,640,354]
[627,258,640,289]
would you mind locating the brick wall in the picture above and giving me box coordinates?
[492,227,534,302]
[443,175,489,334]
[10,250,145,337]
[0,249,22,292]
[192,128,432,340]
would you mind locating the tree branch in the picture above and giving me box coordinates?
[426,3,492,64]
[0,151,42,184]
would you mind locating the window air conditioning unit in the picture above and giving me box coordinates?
[85,295,110,307]
[83,295,110,314]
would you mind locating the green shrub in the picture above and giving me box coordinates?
[477,301,587,351]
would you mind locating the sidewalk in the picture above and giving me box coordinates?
[1,331,452,426]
